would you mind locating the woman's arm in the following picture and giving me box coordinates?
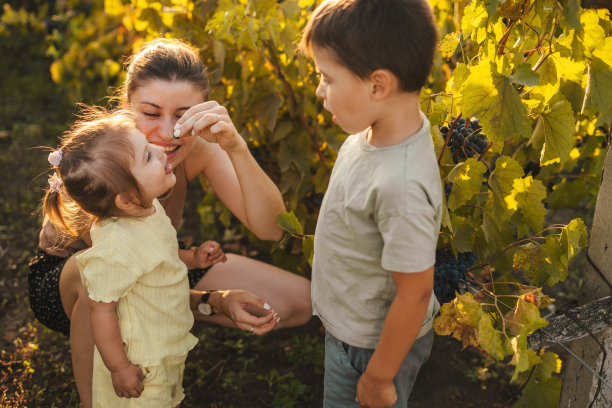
[88,299,144,398]
[177,102,286,241]
[188,289,279,335]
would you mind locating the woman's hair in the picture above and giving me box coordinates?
[42,107,150,240]
[120,38,210,103]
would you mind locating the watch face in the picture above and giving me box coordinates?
[198,302,212,316]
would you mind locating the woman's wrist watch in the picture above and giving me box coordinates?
[198,290,217,316]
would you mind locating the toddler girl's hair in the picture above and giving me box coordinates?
[120,38,210,103]
[42,107,150,240]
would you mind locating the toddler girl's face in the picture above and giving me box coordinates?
[127,129,177,202]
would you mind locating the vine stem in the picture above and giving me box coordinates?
[437,114,462,164]
[262,40,328,168]
[581,63,592,115]
[468,224,571,272]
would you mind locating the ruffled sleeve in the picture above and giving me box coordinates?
[79,254,139,303]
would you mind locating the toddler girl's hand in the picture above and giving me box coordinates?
[110,362,145,399]
[193,241,227,269]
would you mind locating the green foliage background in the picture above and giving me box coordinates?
[2,0,611,406]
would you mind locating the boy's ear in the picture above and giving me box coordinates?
[370,69,397,100]
[114,192,136,211]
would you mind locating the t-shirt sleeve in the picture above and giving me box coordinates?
[378,210,438,273]
[79,255,139,303]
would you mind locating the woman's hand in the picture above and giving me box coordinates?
[192,241,227,269]
[110,362,145,399]
[174,101,245,153]
[206,289,279,335]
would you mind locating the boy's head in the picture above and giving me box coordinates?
[300,0,438,93]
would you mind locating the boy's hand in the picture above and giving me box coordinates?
[356,372,397,408]
[193,241,227,269]
[110,362,145,399]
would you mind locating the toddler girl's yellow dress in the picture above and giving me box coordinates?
[77,199,197,408]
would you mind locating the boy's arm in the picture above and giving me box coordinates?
[88,299,145,398]
[356,266,433,408]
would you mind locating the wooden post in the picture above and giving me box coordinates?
[560,145,612,407]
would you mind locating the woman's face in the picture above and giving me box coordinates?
[129,79,205,168]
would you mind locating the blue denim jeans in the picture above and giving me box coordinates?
[323,330,434,408]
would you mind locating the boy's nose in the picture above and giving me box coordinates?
[316,82,326,99]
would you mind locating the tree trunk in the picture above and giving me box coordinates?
[559,145,612,407]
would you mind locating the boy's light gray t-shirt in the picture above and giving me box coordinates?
[312,114,442,349]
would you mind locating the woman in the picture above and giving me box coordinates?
[29,38,312,407]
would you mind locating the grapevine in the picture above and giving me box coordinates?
[433,249,477,304]
[440,117,490,163]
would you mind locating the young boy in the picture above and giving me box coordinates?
[300,0,441,406]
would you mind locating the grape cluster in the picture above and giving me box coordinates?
[440,118,489,162]
[434,249,477,304]
[444,182,452,200]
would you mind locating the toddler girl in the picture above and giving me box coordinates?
[42,108,213,407]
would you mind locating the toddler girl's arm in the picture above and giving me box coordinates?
[192,241,227,269]
[178,241,227,270]
[88,299,145,399]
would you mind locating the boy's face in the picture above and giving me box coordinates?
[312,46,374,134]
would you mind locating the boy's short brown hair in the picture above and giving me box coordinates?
[300,0,438,92]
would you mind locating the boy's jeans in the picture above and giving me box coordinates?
[323,330,434,408]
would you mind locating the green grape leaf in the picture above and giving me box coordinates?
[499,0,523,19]
[433,293,480,349]
[449,214,476,253]
[461,1,488,39]
[277,211,303,235]
[517,287,554,310]
[513,237,565,285]
[428,103,448,129]
[509,335,541,382]
[451,63,471,93]
[460,61,532,148]
[539,99,575,166]
[581,11,606,55]
[511,295,549,335]
[302,234,314,266]
[590,38,612,117]
[439,32,460,59]
[507,176,547,232]
[478,312,509,360]
[561,0,581,31]
[483,0,499,15]
[559,218,588,263]
[278,131,311,172]
[488,156,524,220]
[551,53,585,84]
[513,377,562,408]
[535,351,562,381]
[104,0,125,16]
[456,292,483,328]
[138,8,165,32]
[510,63,540,87]
[447,158,486,211]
